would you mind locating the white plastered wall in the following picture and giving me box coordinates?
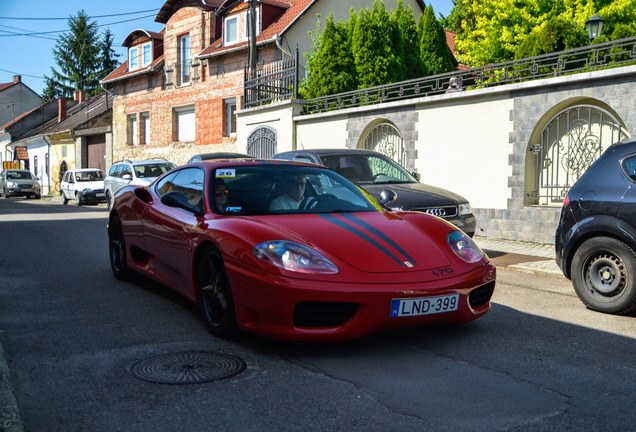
[414,96,514,210]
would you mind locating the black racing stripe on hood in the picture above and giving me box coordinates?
[318,214,409,267]
[340,213,417,266]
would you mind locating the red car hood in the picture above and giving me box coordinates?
[257,212,451,273]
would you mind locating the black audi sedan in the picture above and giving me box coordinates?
[273,148,476,236]
[555,138,636,315]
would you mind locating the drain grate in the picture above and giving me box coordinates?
[130,351,246,385]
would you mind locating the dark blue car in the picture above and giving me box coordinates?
[555,138,636,314]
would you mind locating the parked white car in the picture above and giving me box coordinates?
[60,168,106,206]
[104,159,176,209]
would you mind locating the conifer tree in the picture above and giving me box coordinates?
[307,14,357,98]
[352,1,393,88]
[420,5,454,76]
[396,3,426,79]
[42,10,118,99]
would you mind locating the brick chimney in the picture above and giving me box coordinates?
[58,98,67,122]
[13,75,21,83]
[74,90,86,103]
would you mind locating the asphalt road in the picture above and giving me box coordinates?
[0,197,635,431]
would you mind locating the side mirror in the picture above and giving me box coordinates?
[379,189,397,205]
[122,174,132,181]
[160,191,203,217]
[411,172,421,181]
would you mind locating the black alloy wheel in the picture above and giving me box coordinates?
[108,214,133,280]
[197,246,237,338]
[571,236,636,314]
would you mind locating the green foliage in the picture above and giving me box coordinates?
[515,17,588,58]
[304,0,453,97]
[352,1,395,88]
[306,15,357,98]
[455,0,636,67]
[43,10,119,99]
[420,5,454,75]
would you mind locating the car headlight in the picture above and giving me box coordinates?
[253,240,339,274]
[83,188,93,193]
[447,231,484,263]
[459,203,472,215]
[7,181,16,188]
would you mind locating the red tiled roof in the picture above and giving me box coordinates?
[198,0,315,58]
[101,55,165,84]
[445,30,456,54]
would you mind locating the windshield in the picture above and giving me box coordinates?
[134,162,177,179]
[7,171,35,180]
[211,165,382,215]
[320,154,417,185]
[76,171,105,181]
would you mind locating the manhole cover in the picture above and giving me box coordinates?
[130,351,246,385]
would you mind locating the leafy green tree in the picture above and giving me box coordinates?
[420,5,454,75]
[515,17,588,58]
[455,0,636,67]
[306,14,357,98]
[43,10,119,99]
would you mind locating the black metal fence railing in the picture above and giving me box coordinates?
[244,49,299,108]
[302,36,636,114]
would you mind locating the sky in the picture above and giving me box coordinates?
[0,0,454,97]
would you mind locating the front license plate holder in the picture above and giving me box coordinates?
[390,294,459,317]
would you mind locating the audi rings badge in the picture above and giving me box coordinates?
[425,208,447,217]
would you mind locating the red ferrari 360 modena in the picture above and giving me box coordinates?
[108,159,496,342]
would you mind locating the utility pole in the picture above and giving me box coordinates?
[248,0,257,76]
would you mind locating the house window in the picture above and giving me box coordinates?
[129,46,139,70]
[225,16,238,44]
[224,98,236,136]
[34,155,38,177]
[175,105,195,142]
[245,8,260,39]
[179,34,190,85]
[45,153,49,175]
[128,114,138,146]
[141,112,150,145]
[142,43,152,67]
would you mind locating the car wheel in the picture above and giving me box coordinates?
[106,191,112,210]
[197,246,237,338]
[35,193,41,199]
[108,214,133,280]
[76,192,84,206]
[571,236,636,314]
[62,193,68,205]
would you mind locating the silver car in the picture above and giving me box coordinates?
[0,169,41,199]
[104,159,176,209]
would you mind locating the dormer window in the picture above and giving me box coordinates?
[129,46,139,70]
[225,15,238,45]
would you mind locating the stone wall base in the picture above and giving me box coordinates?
[474,206,561,245]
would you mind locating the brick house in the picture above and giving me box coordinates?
[100,0,427,166]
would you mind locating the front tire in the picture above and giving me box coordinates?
[76,192,84,206]
[62,193,69,205]
[197,246,237,338]
[108,214,133,280]
[571,237,636,314]
[106,191,112,210]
